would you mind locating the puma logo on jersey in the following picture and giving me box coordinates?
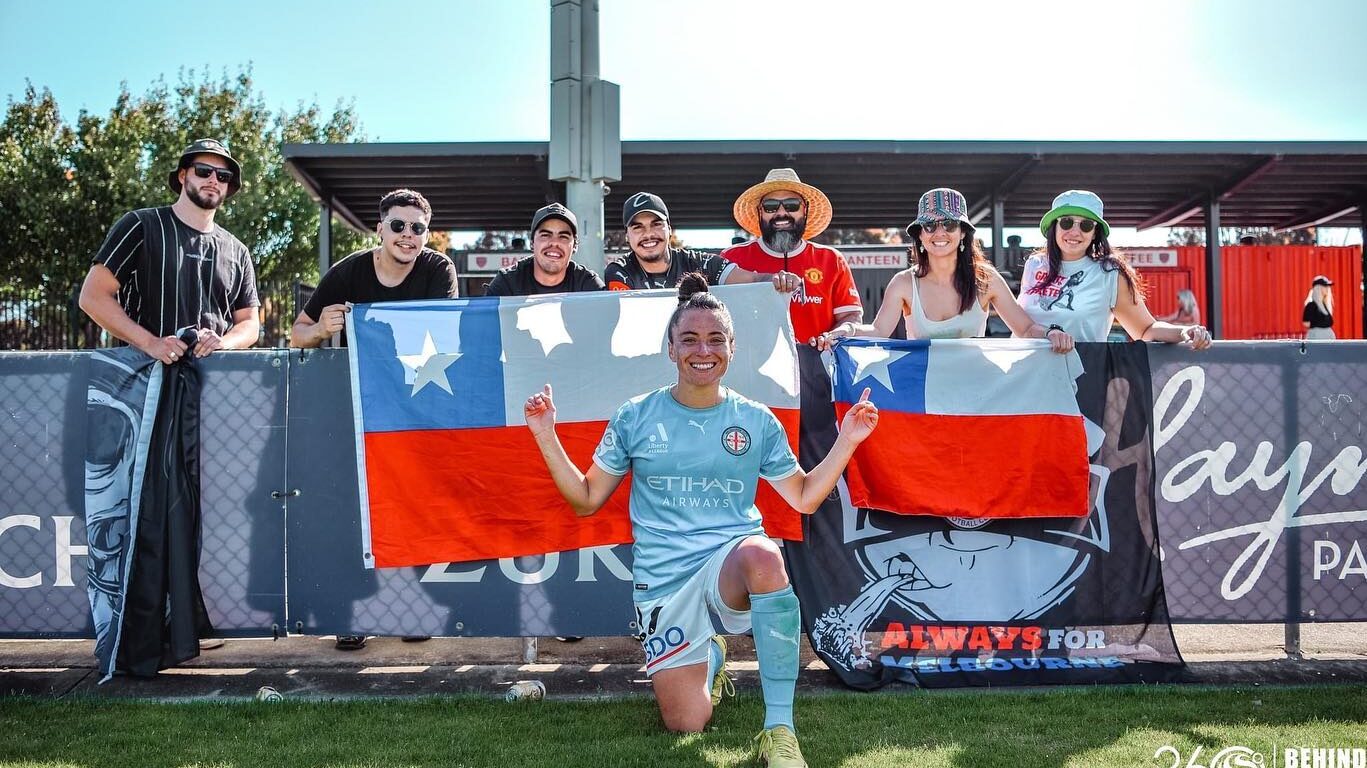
[688,419,708,435]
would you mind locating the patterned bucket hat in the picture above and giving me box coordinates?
[906,188,974,237]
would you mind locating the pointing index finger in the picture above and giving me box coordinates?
[859,387,872,403]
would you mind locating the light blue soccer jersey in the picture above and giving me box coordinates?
[592,386,799,600]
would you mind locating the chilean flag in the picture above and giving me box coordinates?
[347,284,802,568]
[832,338,1089,519]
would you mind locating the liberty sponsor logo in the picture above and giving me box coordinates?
[722,426,751,456]
[646,422,670,455]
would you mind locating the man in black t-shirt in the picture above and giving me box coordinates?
[80,138,260,364]
[484,204,605,296]
[290,189,457,348]
[605,192,801,293]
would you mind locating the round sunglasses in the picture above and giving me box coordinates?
[385,218,429,235]
[1056,216,1098,233]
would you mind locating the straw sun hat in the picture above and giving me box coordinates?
[732,168,833,240]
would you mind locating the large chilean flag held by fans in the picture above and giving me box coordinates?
[347,284,802,568]
[831,338,1089,519]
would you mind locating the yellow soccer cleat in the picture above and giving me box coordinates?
[753,725,807,767]
[710,635,734,707]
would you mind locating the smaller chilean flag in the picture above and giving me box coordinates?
[832,338,1089,519]
[347,284,802,568]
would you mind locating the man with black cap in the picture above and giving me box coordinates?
[606,192,802,293]
[80,138,259,364]
[485,203,605,296]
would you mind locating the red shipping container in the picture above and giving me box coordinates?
[1130,245,1361,340]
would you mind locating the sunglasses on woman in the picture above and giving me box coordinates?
[386,219,429,235]
[1057,217,1097,233]
[920,220,961,234]
[761,198,803,214]
[190,162,235,184]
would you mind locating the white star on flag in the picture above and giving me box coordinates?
[846,344,911,393]
[398,330,461,396]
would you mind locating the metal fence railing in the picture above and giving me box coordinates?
[0,281,310,351]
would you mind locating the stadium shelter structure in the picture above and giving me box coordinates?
[283,139,1367,338]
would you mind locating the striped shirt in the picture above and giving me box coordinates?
[91,207,259,337]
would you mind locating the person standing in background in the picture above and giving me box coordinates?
[1303,275,1336,339]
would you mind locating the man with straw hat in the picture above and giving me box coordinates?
[721,169,862,345]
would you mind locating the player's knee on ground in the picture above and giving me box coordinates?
[660,703,713,734]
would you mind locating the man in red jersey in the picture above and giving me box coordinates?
[721,169,862,345]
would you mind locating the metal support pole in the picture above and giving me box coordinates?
[318,200,333,275]
[1283,357,1303,659]
[1204,196,1222,339]
[549,0,619,276]
[521,636,538,664]
[991,196,1005,270]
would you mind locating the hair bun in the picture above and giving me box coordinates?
[677,272,710,304]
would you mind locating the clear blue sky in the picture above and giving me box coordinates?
[3,0,1365,243]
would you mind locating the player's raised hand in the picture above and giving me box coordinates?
[840,387,879,442]
[524,384,557,436]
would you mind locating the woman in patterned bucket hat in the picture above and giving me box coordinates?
[818,188,1072,352]
[1017,190,1212,348]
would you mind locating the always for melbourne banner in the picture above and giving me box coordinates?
[346,284,801,568]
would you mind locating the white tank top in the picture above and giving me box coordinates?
[904,272,989,339]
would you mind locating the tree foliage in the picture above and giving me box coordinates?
[1166,226,1316,246]
[0,68,371,301]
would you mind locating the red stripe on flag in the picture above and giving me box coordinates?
[835,408,1089,518]
[364,422,632,567]
[757,407,803,541]
[365,408,805,567]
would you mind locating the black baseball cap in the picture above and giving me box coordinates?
[531,203,578,236]
[168,138,242,197]
[622,192,669,228]
[1312,275,1334,286]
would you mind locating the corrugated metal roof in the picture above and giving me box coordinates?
[282,140,1367,233]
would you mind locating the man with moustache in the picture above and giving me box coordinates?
[721,168,862,345]
[81,138,260,364]
[605,192,801,293]
[485,203,605,296]
[290,188,457,348]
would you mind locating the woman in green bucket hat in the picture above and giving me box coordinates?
[1017,190,1211,348]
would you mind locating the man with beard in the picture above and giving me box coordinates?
[81,138,260,364]
[290,188,457,349]
[606,192,802,293]
[721,168,862,345]
[485,203,605,296]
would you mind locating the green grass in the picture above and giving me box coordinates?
[1,686,1364,767]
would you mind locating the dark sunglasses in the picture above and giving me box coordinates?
[920,220,961,234]
[1057,216,1097,233]
[386,218,429,236]
[190,162,235,184]
[761,198,804,214]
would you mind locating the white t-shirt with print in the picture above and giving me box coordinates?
[1016,254,1121,342]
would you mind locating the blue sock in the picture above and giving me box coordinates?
[705,636,724,687]
[750,585,800,731]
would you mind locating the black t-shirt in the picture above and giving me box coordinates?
[603,248,734,291]
[91,206,259,337]
[484,257,605,296]
[1303,302,1334,328]
[303,247,457,345]
[304,247,457,319]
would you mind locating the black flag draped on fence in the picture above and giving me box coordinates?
[785,343,1184,689]
[85,348,211,681]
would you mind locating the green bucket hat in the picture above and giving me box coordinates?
[1039,190,1110,237]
